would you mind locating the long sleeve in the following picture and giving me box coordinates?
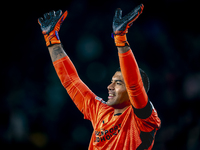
[118,49,148,109]
[52,56,107,125]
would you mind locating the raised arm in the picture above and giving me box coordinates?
[112,4,148,109]
[118,46,148,109]
[38,10,106,123]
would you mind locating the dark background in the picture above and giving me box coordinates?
[1,0,200,149]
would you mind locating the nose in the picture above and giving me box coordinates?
[107,82,114,90]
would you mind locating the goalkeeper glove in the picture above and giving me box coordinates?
[112,4,144,47]
[38,10,68,47]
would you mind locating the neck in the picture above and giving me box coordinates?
[114,104,130,115]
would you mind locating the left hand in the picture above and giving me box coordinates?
[112,4,144,35]
[38,10,68,47]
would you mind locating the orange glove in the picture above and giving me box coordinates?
[112,4,144,47]
[38,10,68,47]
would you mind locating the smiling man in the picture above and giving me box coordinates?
[38,4,161,150]
[107,71,131,112]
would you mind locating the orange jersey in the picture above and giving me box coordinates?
[53,49,161,150]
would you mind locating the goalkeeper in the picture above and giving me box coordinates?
[38,4,161,150]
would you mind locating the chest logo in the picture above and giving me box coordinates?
[94,123,121,142]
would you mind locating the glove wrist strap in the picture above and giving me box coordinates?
[44,31,61,47]
[114,34,129,47]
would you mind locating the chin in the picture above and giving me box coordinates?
[106,99,117,106]
[107,99,131,109]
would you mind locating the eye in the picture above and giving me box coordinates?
[116,82,122,85]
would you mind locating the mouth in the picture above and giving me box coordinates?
[108,93,115,99]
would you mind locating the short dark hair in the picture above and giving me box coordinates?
[116,67,150,93]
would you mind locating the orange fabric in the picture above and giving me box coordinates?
[118,49,148,109]
[114,34,129,47]
[52,55,161,149]
[88,105,160,150]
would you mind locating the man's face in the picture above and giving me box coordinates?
[107,71,130,108]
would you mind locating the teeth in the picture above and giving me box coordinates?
[109,94,114,96]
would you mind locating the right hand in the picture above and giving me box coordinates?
[112,4,144,35]
[38,10,68,47]
[112,4,144,47]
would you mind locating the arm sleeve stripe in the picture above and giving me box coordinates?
[132,99,153,119]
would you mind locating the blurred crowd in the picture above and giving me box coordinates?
[1,0,200,149]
